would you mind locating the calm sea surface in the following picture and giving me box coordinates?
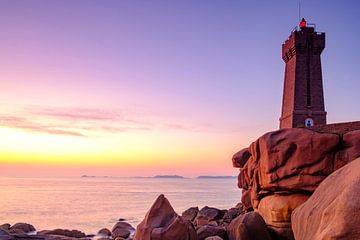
[0,177,240,234]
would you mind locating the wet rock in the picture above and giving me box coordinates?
[292,157,360,240]
[111,222,134,239]
[227,212,271,240]
[182,207,199,222]
[97,228,111,236]
[196,225,227,240]
[38,229,86,238]
[10,223,36,233]
[134,194,197,240]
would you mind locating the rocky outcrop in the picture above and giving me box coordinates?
[226,212,271,240]
[233,128,360,239]
[292,157,360,239]
[134,194,197,240]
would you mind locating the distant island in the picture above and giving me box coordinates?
[153,175,185,179]
[197,176,236,179]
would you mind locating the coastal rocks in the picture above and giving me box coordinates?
[226,212,271,240]
[292,157,360,239]
[195,207,226,227]
[258,194,308,240]
[111,222,135,239]
[182,207,199,222]
[222,207,244,224]
[97,228,111,236]
[38,229,86,238]
[134,194,197,240]
[10,222,36,233]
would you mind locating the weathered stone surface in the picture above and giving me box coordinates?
[195,207,225,226]
[258,194,309,229]
[232,148,251,168]
[134,194,197,240]
[111,222,134,239]
[98,228,111,236]
[222,206,244,224]
[38,229,86,238]
[227,212,271,240]
[151,215,197,240]
[254,128,339,192]
[196,225,227,240]
[292,157,360,240]
[240,190,252,212]
[182,207,199,222]
[335,130,360,170]
[10,223,36,233]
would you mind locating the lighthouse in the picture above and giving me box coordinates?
[279,18,327,129]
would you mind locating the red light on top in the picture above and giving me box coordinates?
[300,18,307,28]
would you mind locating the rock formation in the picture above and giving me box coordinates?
[292,157,360,239]
[134,194,197,240]
[226,212,271,240]
[232,127,360,239]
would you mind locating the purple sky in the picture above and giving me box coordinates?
[0,0,359,176]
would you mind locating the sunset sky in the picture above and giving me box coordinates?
[1,0,359,177]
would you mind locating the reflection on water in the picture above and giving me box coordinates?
[0,177,240,234]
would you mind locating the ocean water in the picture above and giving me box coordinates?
[0,177,240,235]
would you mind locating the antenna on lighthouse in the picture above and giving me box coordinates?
[298,1,302,23]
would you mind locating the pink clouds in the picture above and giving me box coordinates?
[0,105,206,137]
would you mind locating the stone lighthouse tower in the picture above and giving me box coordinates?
[280,18,327,129]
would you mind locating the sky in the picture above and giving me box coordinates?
[0,0,359,177]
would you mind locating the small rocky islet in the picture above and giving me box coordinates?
[2,127,360,240]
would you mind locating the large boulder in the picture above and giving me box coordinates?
[134,194,197,240]
[258,194,308,240]
[334,130,360,170]
[226,212,271,240]
[253,128,339,192]
[292,157,360,239]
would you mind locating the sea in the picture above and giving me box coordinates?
[0,177,240,235]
